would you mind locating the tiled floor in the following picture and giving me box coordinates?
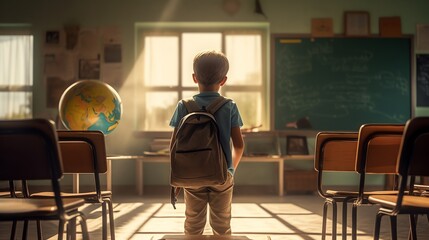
[1,192,429,239]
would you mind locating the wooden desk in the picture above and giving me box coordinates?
[106,155,313,196]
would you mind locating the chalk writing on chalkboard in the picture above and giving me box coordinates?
[273,36,412,131]
[417,54,429,107]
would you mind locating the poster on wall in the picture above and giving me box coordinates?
[79,58,100,79]
[78,28,100,59]
[45,31,60,45]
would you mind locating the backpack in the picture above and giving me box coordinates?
[170,96,231,208]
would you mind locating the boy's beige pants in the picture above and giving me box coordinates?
[183,173,234,235]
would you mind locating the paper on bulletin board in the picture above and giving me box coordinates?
[78,28,100,59]
[46,77,72,108]
[44,51,75,80]
[102,63,122,88]
[101,27,121,44]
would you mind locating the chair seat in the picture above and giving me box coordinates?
[0,198,85,218]
[31,190,112,199]
[326,189,398,197]
[0,192,11,197]
[0,191,23,198]
[414,184,429,191]
[369,195,429,212]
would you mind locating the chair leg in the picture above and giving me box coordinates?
[408,214,418,240]
[67,218,77,240]
[66,221,71,240]
[102,201,107,240]
[107,198,116,240]
[79,213,90,240]
[10,221,17,240]
[352,203,357,240]
[58,220,65,240]
[36,220,43,240]
[22,220,28,240]
[390,215,397,240]
[341,199,349,240]
[332,200,337,240]
[373,212,383,240]
[322,201,329,240]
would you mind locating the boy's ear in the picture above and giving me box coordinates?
[220,76,227,86]
[192,74,198,83]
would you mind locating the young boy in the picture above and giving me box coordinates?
[169,50,245,235]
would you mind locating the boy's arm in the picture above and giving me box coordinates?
[231,126,244,170]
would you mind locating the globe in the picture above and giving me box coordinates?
[59,80,122,135]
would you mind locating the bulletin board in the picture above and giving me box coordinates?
[43,26,123,108]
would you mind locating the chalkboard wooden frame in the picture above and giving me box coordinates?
[271,34,414,132]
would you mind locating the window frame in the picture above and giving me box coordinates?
[0,27,34,120]
[134,22,270,134]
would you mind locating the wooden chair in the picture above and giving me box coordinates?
[314,131,359,240]
[351,123,405,240]
[368,117,429,240]
[0,118,89,240]
[31,130,115,240]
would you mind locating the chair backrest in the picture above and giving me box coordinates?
[0,119,63,181]
[314,132,358,172]
[0,119,67,213]
[314,132,358,197]
[389,117,429,211]
[56,130,107,174]
[354,124,404,203]
[397,117,429,178]
[355,124,404,175]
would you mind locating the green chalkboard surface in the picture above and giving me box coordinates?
[273,36,412,131]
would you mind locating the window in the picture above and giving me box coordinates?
[0,33,33,119]
[135,23,268,132]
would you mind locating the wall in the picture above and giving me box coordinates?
[1,0,429,188]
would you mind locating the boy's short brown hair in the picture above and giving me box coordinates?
[193,50,229,86]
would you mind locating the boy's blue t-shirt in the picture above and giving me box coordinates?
[169,92,243,175]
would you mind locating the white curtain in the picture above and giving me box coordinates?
[0,35,33,119]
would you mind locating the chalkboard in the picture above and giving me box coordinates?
[273,36,412,131]
[417,54,429,107]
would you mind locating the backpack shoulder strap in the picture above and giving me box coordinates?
[206,96,232,115]
[182,98,200,113]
